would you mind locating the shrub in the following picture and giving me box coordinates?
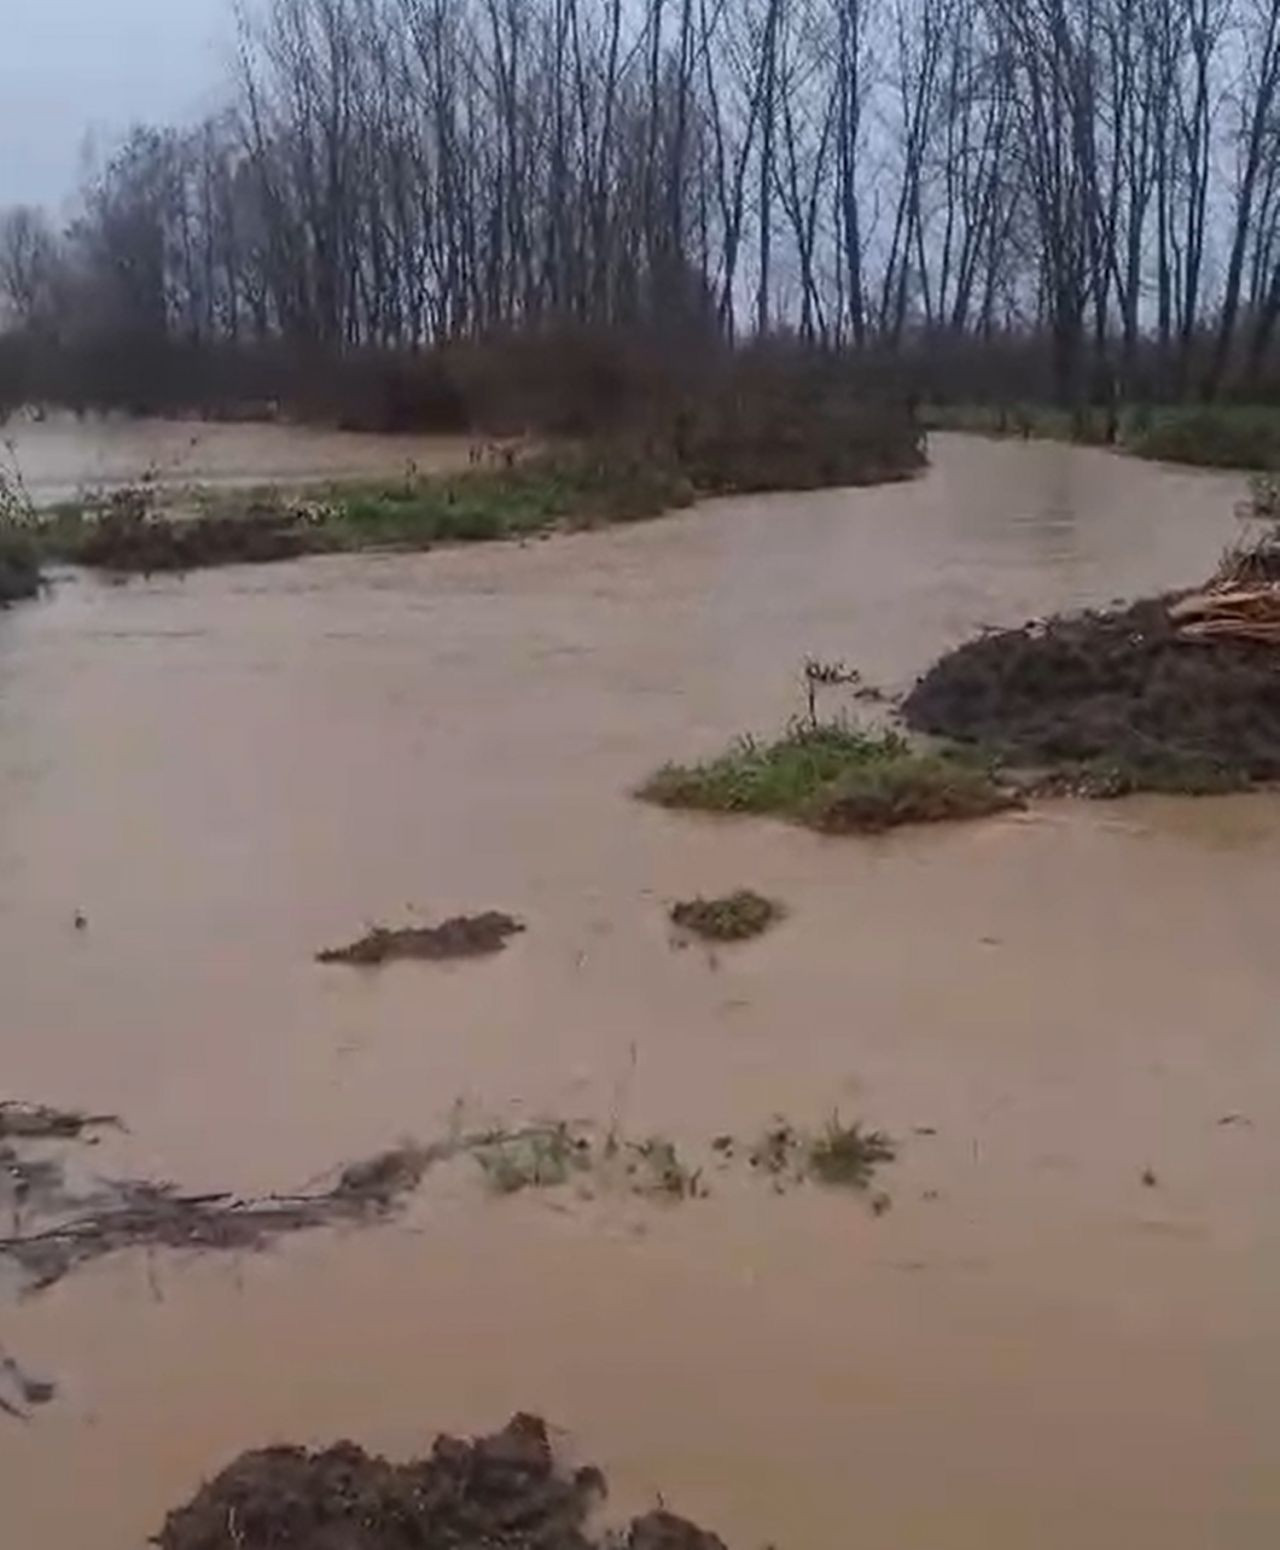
[1125,406,1280,469]
[0,527,41,603]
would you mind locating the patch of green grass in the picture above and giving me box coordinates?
[1124,405,1280,469]
[806,749,1019,832]
[27,452,695,575]
[326,450,694,550]
[669,889,782,942]
[640,722,1017,834]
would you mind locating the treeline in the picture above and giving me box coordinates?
[6,0,1280,423]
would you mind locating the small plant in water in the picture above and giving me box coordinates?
[802,656,863,727]
[807,1119,897,1190]
[474,1123,591,1195]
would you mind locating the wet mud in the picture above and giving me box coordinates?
[156,1413,726,1550]
[904,594,1280,790]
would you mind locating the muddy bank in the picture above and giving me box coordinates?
[904,593,1280,792]
[156,1413,726,1550]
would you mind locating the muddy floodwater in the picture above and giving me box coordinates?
[5,410,476,503]
[3,434,1280,1548]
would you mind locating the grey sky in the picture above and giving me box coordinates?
[0,0,236,213]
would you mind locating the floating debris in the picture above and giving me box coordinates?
[317,911,525,965]
[669,890,782,943]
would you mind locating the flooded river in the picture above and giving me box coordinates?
[2,434,1278,1548]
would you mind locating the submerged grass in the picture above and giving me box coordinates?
[748,1117,897,1194]
[640,722,1017,834]
[807,1119,897,1189]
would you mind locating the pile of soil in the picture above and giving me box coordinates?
[74,509,321,573]
[318,912,525,965]
[903,595,1280,789]
[156,1413,728,1550]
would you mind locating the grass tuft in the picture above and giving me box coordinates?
[640,722,1016,834]
[806,1120,897,1189]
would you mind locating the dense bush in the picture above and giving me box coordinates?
[1123,406,1280,469]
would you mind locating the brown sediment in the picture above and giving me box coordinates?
[317,912,526,965]
[154,1413,727,1550]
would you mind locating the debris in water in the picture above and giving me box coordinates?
[748,1116,897,1196]
[0,1351,55,1419]
[0,1102,120,1142]
[1141,1168,1159,1188]
[317,911,525,965]
[154,1413,728,1550]
[669,890,782,943]
[0,1104,899,1295]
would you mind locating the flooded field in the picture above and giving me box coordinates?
[4,410,475,503]
[2,433,1279,1548]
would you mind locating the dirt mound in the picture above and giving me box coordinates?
[317,911,525,965]
[903,595,1280,791]
[155,1413,728,1550]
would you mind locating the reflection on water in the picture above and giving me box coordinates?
[1,434,1276,1549]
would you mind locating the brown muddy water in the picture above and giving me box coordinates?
[2,434,1279,1548]
[4,410,476,503]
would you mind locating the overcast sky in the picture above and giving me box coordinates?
[0,0,236,213]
